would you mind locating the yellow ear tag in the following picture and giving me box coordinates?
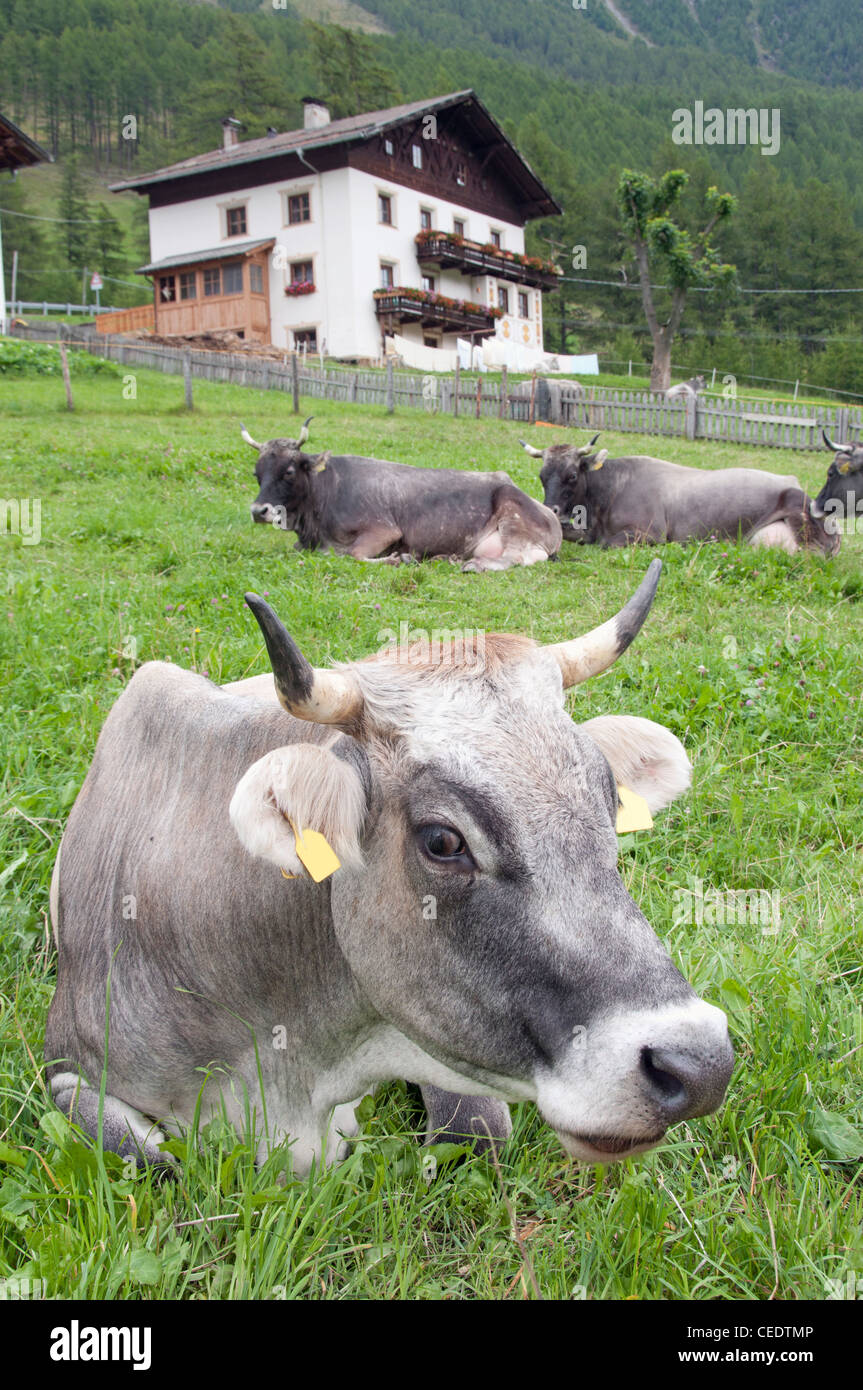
[292,825,341,882]
[616,785,654,834]
[589,457,604,471]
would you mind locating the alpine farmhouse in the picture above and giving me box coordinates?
[111,90,562,360]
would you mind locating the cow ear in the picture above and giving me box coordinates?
[230,742,367,877]
[589,450,609,471]
[579,715,692,813]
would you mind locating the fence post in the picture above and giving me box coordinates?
[500,365,508,420]
[58,341,75,411]
[529,371,537,425]
[260,361,270,393]
[183,351,193,409]
[291,353,300,413]
[386,356,395,414]
[453,360,460,417]
[836,406,849,444]
[350,373,358,403]
[685,391,696,440]
[475,376,482,418]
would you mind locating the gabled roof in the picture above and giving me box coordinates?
[111,90,561,218]
[0,113,52,172]
[138,237,274,275]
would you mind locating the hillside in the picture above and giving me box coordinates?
[3,0,863,390]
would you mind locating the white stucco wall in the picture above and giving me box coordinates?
[147,159,545,357]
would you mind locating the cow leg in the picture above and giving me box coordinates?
[419,1084,512,1157]
[463,494,555,572]
[50,1071,176,1168]
[345,524,404,560]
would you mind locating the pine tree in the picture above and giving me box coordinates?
[58,154,91,272]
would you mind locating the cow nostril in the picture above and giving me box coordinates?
[640,1045,687,1109]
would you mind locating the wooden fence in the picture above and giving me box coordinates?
[10,325,861,451]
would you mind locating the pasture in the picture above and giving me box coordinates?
[0,363,861,1301]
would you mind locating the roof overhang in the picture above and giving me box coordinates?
[0,114,52,172]
[138,238,274,275]
[112,91,561,220]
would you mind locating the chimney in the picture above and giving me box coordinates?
[302,97,330,131]
[221,117,242,150]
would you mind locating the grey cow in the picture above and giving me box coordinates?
[244,420,561,571]
[524,433,840,556]
[46,561,733,1175]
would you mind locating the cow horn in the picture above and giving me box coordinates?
[588,432,601,447]
[297,416,313,446]
[545,559,662,689]
[244,593,363,725]
[519,439,544,458]
[240,424,263,450]
[821,427,852,454]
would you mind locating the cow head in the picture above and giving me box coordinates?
[229,562,734,1164]
[521,432,608,539]
[241,419,325,527]
[813,429,863,524]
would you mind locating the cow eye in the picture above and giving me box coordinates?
[418,823,471,864]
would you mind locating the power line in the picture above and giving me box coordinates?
[0,204,109,225]
[560,273,863,295]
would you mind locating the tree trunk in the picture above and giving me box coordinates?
[650,336,673,391]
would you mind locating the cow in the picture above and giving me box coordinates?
[665,375,706,400]
[242,419,561,571]
[522,433,840,556]
[45,561,734,1177]
[812,429,863,532]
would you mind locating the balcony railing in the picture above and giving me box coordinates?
[415,232,562,290]
[373,287,501,335]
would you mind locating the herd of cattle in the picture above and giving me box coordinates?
[245,419,852,567]
[42,415,856,1179]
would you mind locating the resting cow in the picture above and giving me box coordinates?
[523,433,839,556]
[46,561,734,1175]
[812,429,863,531]
[243,419,561,571]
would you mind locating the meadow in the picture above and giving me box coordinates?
[0,358,861,1300]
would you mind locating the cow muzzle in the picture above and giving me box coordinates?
[535,998,734,1163]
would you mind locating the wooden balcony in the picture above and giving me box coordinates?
[374,287,500,336]
[415,232,562,290]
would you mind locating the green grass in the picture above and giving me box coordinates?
[1,363,861,1300]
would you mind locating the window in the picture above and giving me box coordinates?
[226,205,247,237]
[203,266,221,297]
[179,271,197,301]
[498,285,510,313]
[412,144,423,169]
[490,230,502,249]
[423,336,439,348]
[453,218,465,237]
[518,291,529,318]
[290,260,313,285]
[380,263,395,289]
[158,275,176,302]
[419,208,433,231]
[384,138,394,156]
[455,164,466,187]
[287,192,310,225]
[378,193,393,225]
[222,262,243,295]
[422,274,436,292]
[250,263,264,294]
[294,328,318,352]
